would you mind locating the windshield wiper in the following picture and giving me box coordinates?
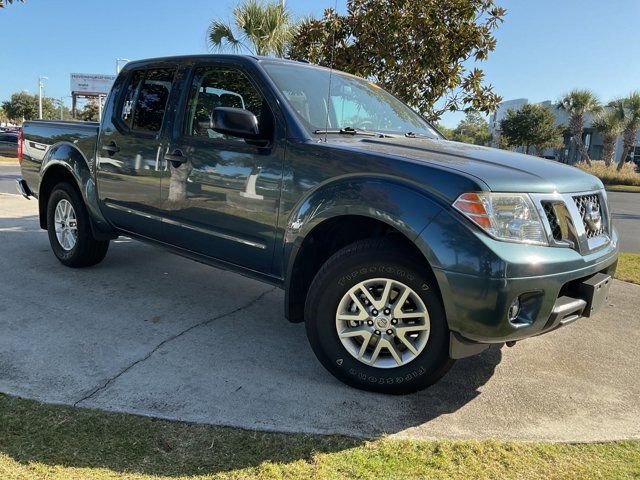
[314,126,394,138]
[405,131,433,138]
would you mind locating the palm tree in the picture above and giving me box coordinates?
[592,108,623,167]
[558,89,602,166]
[613,91,640,171]
[207,0,294,58]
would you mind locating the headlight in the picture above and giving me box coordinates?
[453,192,547,245]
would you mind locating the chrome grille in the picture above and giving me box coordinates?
[573,194,606,238]
[542,201,562,241]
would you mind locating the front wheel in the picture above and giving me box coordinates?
[305,238,454,394]
[46,183,109,268]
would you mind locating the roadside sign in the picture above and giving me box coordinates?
[70,73,116,95]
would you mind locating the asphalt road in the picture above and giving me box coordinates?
[1,163,638,252]
[0,193,639,442]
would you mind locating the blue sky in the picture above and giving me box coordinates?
[1,0,638,127]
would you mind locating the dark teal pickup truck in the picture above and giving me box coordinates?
[17,55,618,394]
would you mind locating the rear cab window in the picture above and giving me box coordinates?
[119,67,176,134]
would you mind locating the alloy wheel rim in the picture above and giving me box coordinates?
[335,278,430,369]
[54,199,78,251]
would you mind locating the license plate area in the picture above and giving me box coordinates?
[577,273,612,317]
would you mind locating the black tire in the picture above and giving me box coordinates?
[305,238,454,394]
[46,182,109,268]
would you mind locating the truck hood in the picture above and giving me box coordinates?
[334,136,602,193]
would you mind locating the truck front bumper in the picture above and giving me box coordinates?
[420,215,620,359]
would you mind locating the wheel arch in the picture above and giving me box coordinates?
[38,143,116,239]
[282,179,445,323]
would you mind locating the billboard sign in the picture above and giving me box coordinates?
[70,73,116,95]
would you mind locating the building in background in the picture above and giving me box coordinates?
[489,99,640,165]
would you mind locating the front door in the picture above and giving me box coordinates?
[160,63,284,273]
[97,66,176,239]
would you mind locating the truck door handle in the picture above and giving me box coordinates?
[101,141,120,154]
[165,150,188,167]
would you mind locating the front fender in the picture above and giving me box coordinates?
[40,142,115,238]
[282,177,445,281]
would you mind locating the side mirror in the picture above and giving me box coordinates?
[210,107,260,139]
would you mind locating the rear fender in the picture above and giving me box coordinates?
[39,142,116,239]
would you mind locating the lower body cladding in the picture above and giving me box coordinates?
[435,247,619,359]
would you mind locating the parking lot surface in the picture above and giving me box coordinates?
[0,192,638,442]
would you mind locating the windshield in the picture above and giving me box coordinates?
[262,62,440,138]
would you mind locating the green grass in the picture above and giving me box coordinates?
[616,253,640,285]
[0,394,638,479]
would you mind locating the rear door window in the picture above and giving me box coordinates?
[120,70,144,127]
[119,68,176,133]
[132,68,176,133]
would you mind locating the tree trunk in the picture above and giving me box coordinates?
[570,115,591,166]
[167,160,194,205]
[602,134,616,167]
[574,134,592,166]
[617,126,636,171]
[617,146,630,172]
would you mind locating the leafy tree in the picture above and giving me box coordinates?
[0,106,8,124]
[207,0,294,57]
[1,92,58,121]
[434,123,453,139]
[592,108,623,167]
[450,112,492,146]
[288,0,505,122]
[499,104,562,155]
[0,0,25,8]
[79,100,99,122]
[611,92,640,171]
[558,89,602,166]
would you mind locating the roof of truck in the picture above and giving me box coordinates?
[124,54,312,68]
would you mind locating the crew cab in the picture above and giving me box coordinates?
[17,55,618,394]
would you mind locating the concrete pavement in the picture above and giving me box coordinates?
[0,193,639,442]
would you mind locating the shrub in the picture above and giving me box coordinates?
[575,161,640,186]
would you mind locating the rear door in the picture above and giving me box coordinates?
[97,66,177,239]
[159,61,285,273]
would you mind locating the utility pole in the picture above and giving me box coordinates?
[59,96,71,120]
[115,58,130,74]
[38,75,48,119]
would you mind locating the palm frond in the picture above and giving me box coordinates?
[558,89,602,115]
[207,20,241,53]
[592,108,623,136]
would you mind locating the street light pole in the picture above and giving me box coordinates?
[115,58,130,74]
[38,75,48,119]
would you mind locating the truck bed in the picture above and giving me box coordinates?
[21,119,100,197]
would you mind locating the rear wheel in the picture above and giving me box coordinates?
[46,183,109,268]
[305,238,454,394]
